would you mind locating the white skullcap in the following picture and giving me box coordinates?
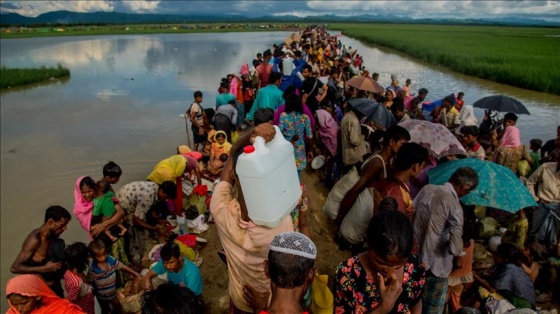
[270,232,317,260]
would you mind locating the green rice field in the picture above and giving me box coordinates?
[331,24,560,95]
[0,64,70,89]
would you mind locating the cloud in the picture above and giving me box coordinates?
[0,0,114,17]
[122,0,161,13]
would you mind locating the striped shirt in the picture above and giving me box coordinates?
[89,256,123,300]
[64,269,95,314]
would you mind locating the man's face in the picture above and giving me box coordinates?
[457,184,474,198]
[418,92,427,101]
[503,119,516,127]
[163,256,183,273]
[463,134,477,145]
[195,96,203,103]
[302,68,311,78]
[49,218,69,237]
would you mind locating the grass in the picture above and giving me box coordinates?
[331,23,560,95]
[0,23,298,38]
[0,64,70,89]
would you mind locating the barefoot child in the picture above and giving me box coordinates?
[92,180,127,243]
[88,239,142,314]
[64,242,95,314]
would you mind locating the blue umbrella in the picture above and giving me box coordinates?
[428,158,537,213]
[348,98,397,128]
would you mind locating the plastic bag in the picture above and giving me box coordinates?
[517,160,531,177]
[311,273,333,314]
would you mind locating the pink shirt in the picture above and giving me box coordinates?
[209,181,293,312]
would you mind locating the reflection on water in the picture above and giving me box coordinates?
[1,32,559,310]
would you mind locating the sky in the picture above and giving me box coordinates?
[0,0,559,21]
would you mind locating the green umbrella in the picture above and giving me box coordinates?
[428,158,537,213]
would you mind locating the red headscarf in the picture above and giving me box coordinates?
[6,275,85,314]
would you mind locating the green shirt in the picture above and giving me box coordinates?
[245,84,284,121]
[215,93,236,108]
[93,191,116,217]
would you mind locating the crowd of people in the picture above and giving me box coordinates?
[5,26,560,314]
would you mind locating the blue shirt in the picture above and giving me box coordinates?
[245,84,284,121]
[151,257,203,296]
[215,93,236,108]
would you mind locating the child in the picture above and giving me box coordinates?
[102,161,122,193]
[521,241,546,282]
[461,125,486,160]
[502,208,528,250]
[88,239,142,314]
[529,139,542,174]
[447,224,476,313]
[201,140,212,166]
[64,242,95,314]
[207,153,228,176]
[142,242,203,297]
[92,180,127,243]
[188,91,206,152]
[472,242,536,309]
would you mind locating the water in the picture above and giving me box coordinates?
[1,31,559,310]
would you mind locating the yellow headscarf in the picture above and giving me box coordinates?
[212,130,232,155]
[177,145,191,154]
[147,155,187,185]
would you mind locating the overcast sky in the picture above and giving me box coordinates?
[1,0,558,21]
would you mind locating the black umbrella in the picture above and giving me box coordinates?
[348,98,397,128]
[473,95,530,115]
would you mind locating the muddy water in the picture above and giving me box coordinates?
[1,31,559,310]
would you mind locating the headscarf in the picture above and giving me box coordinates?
[177,145,191,154]
[316,109,339,156]
[240,63,250,76]
[146,155,187,185]
[456,105,478,134]
[208,129,217,143]
[212,130,232,155]
[6,275,85,314]
[73,176,94,236]
[500,126,522,148]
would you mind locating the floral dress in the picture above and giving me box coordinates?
[278,111,313,170]
[334,254,426,314]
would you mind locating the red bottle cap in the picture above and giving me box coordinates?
[243,145,255,154]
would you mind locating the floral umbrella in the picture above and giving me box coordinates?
[399,119,467,159]
[428,158,537,213]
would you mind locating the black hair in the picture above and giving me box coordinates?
[268,71,282,84]
[44,205,71,223]
[254,108,274,126]
[418,88,429,95]
[285,94,303,114]
[227,99,237,106]
[79,176,96,190]
[193,91,202,98]
[282,85,298,100]
[65,242,89,273]
[159,181,177,200]
[302,64,312,73]
[160,242,181,261]
[495,242,522,266]
[372,72,379,78]
[294,50,302,58]
[504,112,518,122]
[530,139,543,149]
[252,59,260,67]
[366,210,413,259]
[95,179,111,194]
[393,142,429,171]
[263,49,272,58]
[378,197,398,212]
[444,95,456,105]
[449,167,479,190]
[220,82,229,90]
[88,238,106,254]
[142,283,200,314]
[460,125,480,137]
[390,98,405,113]
[215,132,226,139]
[268,250,315,289]
[219,153,228,162]
[374,125,411,147]
[458,92,464,97]
[103,161,122,179]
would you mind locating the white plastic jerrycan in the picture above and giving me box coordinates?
[236,125,302,228]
